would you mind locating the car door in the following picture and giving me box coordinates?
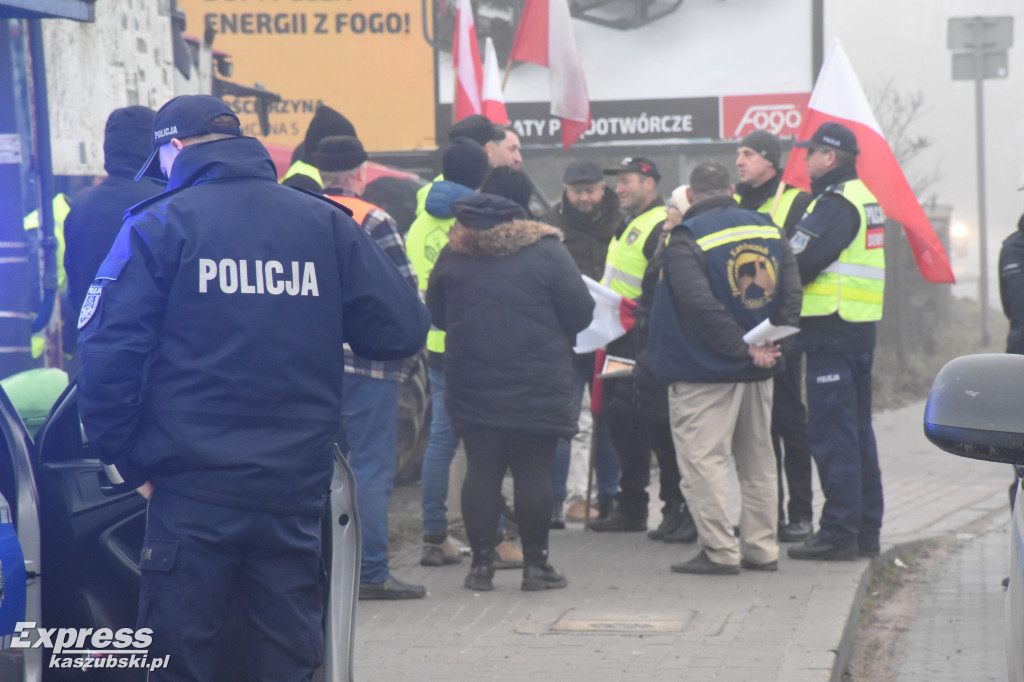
[32,384,147,680]
[0,386,43,682]
[32,386,361,682]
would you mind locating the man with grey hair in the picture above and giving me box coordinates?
[647,161,802,575]
[317,135,427,600]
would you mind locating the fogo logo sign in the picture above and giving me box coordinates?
[721,93,811,139]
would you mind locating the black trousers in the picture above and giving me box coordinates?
[771,349,813,523]
[603,398,683,517]
[461,424,558,563]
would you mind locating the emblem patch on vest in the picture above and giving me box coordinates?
[864,203,885,249]
[726,244,778,310]
[625,227,643,245]
[78,284,103,329]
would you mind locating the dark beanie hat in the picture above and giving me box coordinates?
[103,106,156,177]
[449,114,504,146]
[302,105,357,165]
[442,137,489,190]
[451,193,527,230]
[316,135,369,172]
[739,129,782,169]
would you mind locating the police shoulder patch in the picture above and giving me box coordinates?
[789,230,811,254]
[78,284,103,329]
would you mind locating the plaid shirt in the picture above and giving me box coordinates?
[326,189,421,382]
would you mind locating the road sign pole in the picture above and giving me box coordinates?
[973,38,990,347]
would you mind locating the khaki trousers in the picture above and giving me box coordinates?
[668,380,779,565]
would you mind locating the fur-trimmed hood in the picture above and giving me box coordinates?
[448,219,563,258]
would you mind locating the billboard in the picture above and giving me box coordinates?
[179,0,437,153]
[436,0,814,147]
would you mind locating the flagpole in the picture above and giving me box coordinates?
[501,56,514,92]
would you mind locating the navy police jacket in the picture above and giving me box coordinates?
[77,136,430,516]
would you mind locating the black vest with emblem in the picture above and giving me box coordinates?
[649,207,784,383]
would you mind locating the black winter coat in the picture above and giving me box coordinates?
[426,219,595,438]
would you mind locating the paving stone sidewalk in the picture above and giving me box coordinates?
[355,400,1010,681]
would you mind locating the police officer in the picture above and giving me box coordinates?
[734,129,815,543]
[999,211,1024,355]
[785,122,886,562]
[77,95,430,680]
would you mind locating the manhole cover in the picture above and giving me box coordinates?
[551,611,693,633]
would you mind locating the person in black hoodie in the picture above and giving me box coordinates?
[64,106,164,357]
[426,194,594,592]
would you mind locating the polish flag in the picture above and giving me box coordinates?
[508,0,591,148]
[453,0,483,121]
[575,276,637,354]
[782,39,955,283]
[481,37,509,125]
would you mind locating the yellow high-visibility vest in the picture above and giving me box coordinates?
[801,179,885,321]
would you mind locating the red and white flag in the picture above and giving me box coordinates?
[508,0,591,148]
[453,0,483,121]
[575,276,636,353]
[481,36,509,125]
[782,39,955,284]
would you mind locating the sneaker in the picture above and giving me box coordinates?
[787,535,858,561]
[550,503,566,530]
[589,509,647,532]
[859,545,881,558]
[358,576,427,600]
[565,499,598,522]
[778,518,813,543]
[670,550,740,575]
[463,563,496,591]
[663,508,698,544]
[493,540,524,569]
[740,557,779,572]
[521,563,568,591]
[421,538,463,567]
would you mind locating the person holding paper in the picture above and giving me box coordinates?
[785,122,886,562]
[735,129,816,543]
[648,162,802,575]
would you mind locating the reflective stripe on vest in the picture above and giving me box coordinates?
[601,205,667,299]
[801,179,885,321]
[406,211,455,353]
[696,225,781,251]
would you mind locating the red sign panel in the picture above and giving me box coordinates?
[721,92,811,140]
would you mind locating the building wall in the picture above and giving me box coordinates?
[42,0,175,176]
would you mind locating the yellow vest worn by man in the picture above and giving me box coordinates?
[800,179,885,322]
[601,204,667,300]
